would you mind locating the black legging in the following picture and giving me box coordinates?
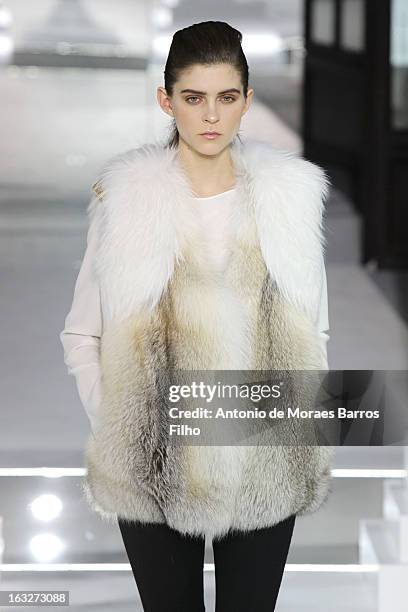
[118,513,296,612]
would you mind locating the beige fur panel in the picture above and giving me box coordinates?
[84,240,331,536]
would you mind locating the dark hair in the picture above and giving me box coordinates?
[163,21,249,148]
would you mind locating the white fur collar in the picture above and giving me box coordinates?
[88,138,330,325]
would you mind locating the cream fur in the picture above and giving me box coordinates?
[82,138,334,539]
[87,138,329,325]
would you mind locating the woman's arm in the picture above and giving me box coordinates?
[316,260,330,370]
[60,202,102,434]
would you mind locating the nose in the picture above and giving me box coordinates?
[202,101,219,124]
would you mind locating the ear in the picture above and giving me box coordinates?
[157,87,174,118]
[242,88,254,117]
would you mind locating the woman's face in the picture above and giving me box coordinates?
[157,63,254,155]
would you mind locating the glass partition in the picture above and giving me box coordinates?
[340,0,365,52]
[310,0,336,45]
[391,0,408,129]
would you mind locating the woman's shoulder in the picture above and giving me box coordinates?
[237,139,331,213]
[90,141,176,204]
[240,138,329,187]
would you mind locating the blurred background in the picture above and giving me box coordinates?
[0,1,408,610]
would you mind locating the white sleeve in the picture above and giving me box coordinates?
[60,203,102,434]
[316,260,330,370]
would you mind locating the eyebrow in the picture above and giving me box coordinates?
[179,88,241,95]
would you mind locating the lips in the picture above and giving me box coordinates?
[200,132,221,139]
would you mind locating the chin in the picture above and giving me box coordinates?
[180,134,232,156]
[196,138,231,156]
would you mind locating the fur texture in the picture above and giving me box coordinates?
[82,138,334,540]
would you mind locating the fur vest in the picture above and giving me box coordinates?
[82,138,335,540]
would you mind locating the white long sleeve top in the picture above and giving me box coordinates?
[60,188,330,432]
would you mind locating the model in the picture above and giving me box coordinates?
[60,20,334,612]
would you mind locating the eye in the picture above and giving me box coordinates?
[185,96,201,104]
[221,96,236,103]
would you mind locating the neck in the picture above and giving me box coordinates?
[176,137,236,198]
